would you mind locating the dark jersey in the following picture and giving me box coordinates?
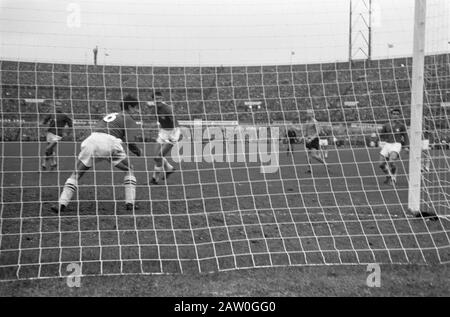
[94,112,140,143]
[380,121,408,144]
[306,137,320,150]
[156,101,178,129]
[287,128,297,139]
[43,112,72,137]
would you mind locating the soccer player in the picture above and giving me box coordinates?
[421,120,432,173]
[285,122,299,156]
[51,95,142,213]
[378,108,409,185]
[302,109,327,173]
[319,129,330,159]
[148,92,181,184]
[40,102,73,170]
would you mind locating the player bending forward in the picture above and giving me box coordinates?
[51,95,142,213]
[41,102,73,170]
[148,92,181,184]
[302,109,328,173]
[378,108,409,186]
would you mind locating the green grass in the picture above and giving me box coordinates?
[1,264,449,296]
[1,141,449,295]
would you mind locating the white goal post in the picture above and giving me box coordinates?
[408,0,427,216]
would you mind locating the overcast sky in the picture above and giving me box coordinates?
[0,0,449,66]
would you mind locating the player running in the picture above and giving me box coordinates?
[51,95,142,213]
[40,102,73,170]
[378,108,409,185]
[148,92,181,184]
[302,109,328,173]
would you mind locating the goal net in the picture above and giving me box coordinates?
[0,0,449,280]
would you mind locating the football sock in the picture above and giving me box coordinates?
[153,164,163,181]
[390,164,397,175]
[162,157,174,171]
[124,173,137,205]
[59,177,78,207]
[51,151,57,166]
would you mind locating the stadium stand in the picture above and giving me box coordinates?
[1,54,449,145]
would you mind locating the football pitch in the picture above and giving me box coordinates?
[1,141,449,295]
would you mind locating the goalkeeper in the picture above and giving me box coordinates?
[51,95,142,213]
[378,108,409,185]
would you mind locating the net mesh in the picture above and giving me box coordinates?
[0,0,449,280]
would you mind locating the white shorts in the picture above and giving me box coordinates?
[422,139,430,151]
[157,127,181,145]
[46,132,62,143]
[319,139,328,147]
[78,132,127,167]
[380,142,402,158]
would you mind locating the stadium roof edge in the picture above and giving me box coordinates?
[1,52,448,70]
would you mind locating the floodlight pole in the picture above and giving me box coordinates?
[408,0,427,215]
[348,0,372,61]
[349,0,353,62]
[368,0,372,60]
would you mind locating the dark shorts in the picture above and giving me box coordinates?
[306,137,320,150]
[288,137,296,144]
